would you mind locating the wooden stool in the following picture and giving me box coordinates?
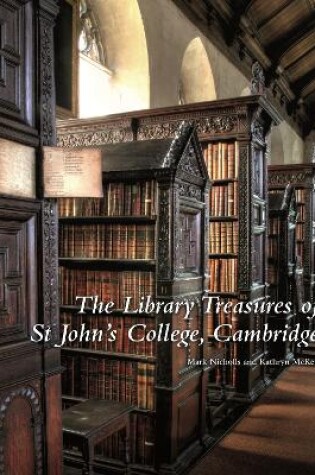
[62,399,133,475]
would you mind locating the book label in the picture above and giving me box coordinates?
[43,146,103,197]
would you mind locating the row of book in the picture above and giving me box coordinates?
[61,354,155,410]
[267,238,278,260]
[207,298,238,337]
[295,189,305,203]
[268,263,278,290]
[209,222,239,254]
[210,182,238,217]
[60,312,156,357]
[207,298,239,387]
[59,268,155,309]
[94,412,155,466]
[203,141,239,180]
[296,203,305,221]
[208,258,238,293]
[268,216,280,293]
[296,222,304,241]
[58,180,157,217]
[59,223,155,260]
[269,218,281,236]
[296,242,304,261]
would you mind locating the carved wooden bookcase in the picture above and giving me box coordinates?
[0,1,62,474]
[268,184,297,363]
[268,164,315,327]
[57,96,279,411]
[57,124,211,474]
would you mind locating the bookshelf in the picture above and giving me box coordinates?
[268,165,315,326]
[204,141,240,406]
[58,124,211,474]
[267,185,297,362]
[57,97,280,407]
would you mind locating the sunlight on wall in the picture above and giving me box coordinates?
[179,37,216,104]
[269,122,304,165]
[280,122,304,164]
[79,54,112,118]
[269,125,285,165]
[79,0,150,117]
[304,130,315,162]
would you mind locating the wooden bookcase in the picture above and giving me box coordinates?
[58,124,211,474]
[57,96,279,407]
[0,1,62,474]
[267,185,297,362]
[268,165,315,322]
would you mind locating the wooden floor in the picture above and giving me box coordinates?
[188,364,315,475]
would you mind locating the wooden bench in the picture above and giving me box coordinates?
[62,399,133,475]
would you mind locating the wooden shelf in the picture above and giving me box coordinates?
[60,304,157,318]
[59,258,156,271]
[62,347,157,363]
[209,216,238,222]
[212,178,238,185]
[209,253,238,259]
[206,292,239,298]
[59,215,157,224]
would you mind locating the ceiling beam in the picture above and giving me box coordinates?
[292,69,315,92]
[265,15,315,60]
[254,0,291,30]
[282,43,315,71]
[301,79,315,98]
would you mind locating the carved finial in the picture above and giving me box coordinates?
[163,121,194,168]
[251,61,265,95]
[174,120,193,138]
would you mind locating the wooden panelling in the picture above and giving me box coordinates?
[3,397,36,475]
[0,0,34,129]
[45,375,63,475]
[0,199,39,345]
[0,0,61,473]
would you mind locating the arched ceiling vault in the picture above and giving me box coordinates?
[172,0,315,136]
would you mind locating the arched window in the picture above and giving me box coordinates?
[55,0,150,119]
[79,0,105,66]
[78,0,150,118]
[179,37,216,104]
[54,0,108,118]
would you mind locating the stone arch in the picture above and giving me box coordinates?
[179,37,217,104]
[0,387,42,474]
[269,125,285,165]
[79,0,150,117]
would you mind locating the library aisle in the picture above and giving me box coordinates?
[188,365,315,475]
